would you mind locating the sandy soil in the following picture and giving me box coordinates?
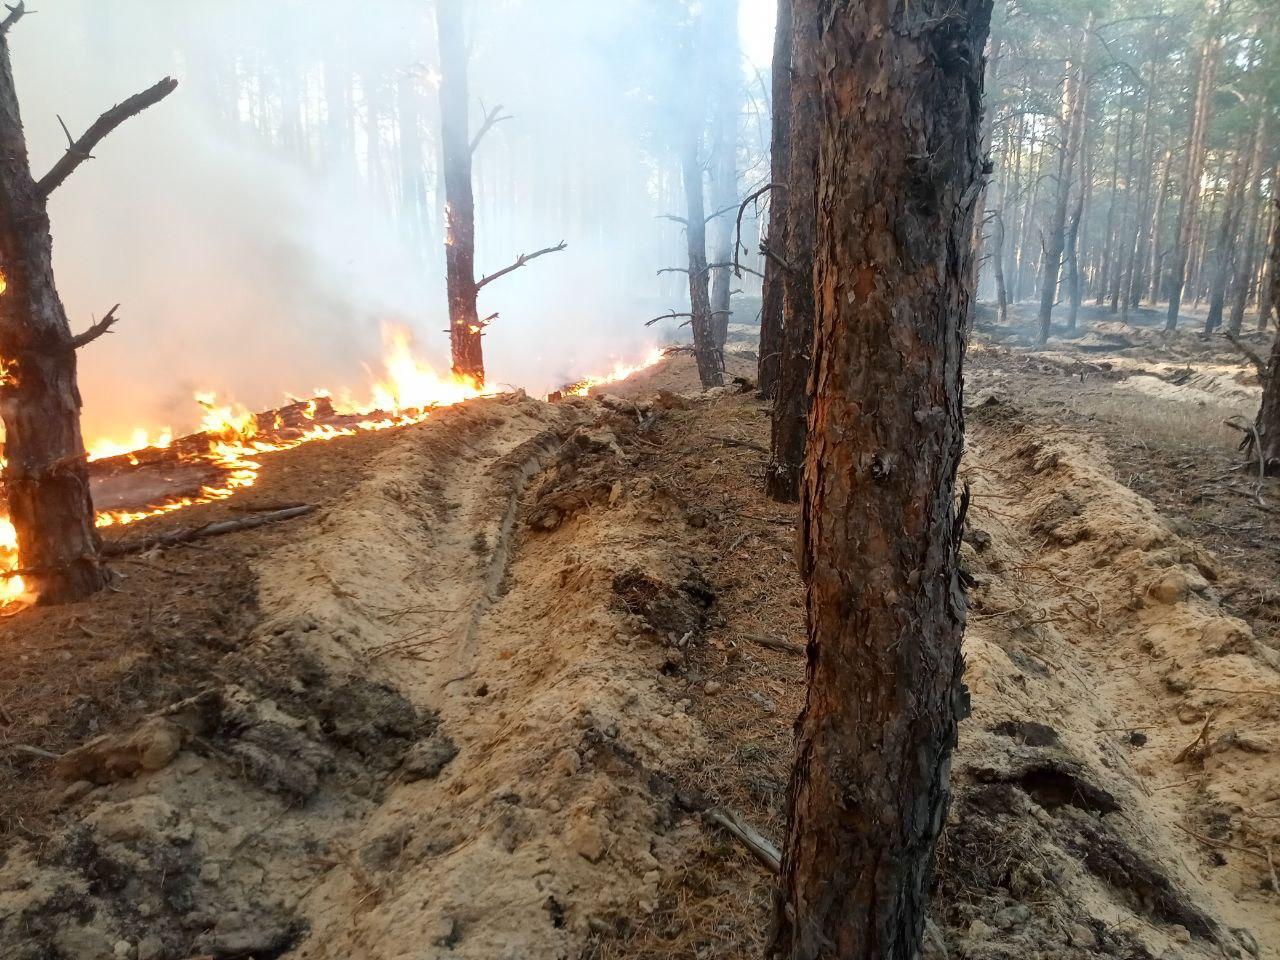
[1,313,1278,960]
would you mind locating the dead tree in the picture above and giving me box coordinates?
[756,0,792,398]
[0,4,176,604]
[764,0,817,503]
[767,0,992,957]
[435,0,564,386]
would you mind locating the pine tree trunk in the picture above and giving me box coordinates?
[436,0,484,384]
[1256,199,1280,469]
[1097,97,1124,307]
[682,135,725,389]
[1205,130,1254,333]
[1166,1,1228,331]
[1122,55,1160,316]
[766,0,991,954]
[0,30,109,603]
[1258,194,1279,330]
[764,0,817,503]
[1148,147,1174,304]
[757,0,792,398]
[1228,116,1268,333]
[1038,36,1089,345]
[1109,108,1138,313]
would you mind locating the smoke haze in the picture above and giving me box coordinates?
[7,0,774,440]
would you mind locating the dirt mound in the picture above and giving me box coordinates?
[3,353,1278,960]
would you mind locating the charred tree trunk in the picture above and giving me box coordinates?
[757,0,792,398]
[435,0,562,385]
[0,8,175,604]
[764,0,818,503]
[766,0,991,956]
[1256,199,1280,469]
[436,0,483,384]
[682,135,725,388]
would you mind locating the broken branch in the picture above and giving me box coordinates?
[646,310,693,327]
[103,505,316,558]
[37,76,180,198]
[0,2,26,37]
[475,241,567,291]
[68,304,121,350]
[705,807,781,873]
[733,182,784,277]
[469,102,513,153]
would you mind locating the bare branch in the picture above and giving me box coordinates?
[657,267,690,276]
[0,2,27,37]
[706,261,764,281]
[704,202,741,225]
[68,304,121,350]
[475,241,567,291]
[478,311,499,328]
[36,76,179,198]
[470,102,513,154]
[646,310,693,327]
[656,214,689,226]
[733,183,784,277]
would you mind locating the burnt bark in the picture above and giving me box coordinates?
[767,0,991,956]
[764,0,818,503]
[435,0,562,386]
[757,0,792,398]
[0,10,174,604]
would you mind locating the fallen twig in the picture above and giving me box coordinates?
[705,806,781,873]
[742,631,804,657]
[103,505,316,557]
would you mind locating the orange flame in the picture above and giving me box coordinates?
[564,348,665,397]
[0,329,664,610]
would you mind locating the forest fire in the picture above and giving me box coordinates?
[0,329,665,609]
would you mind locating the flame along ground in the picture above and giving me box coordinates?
[0,331,665,607]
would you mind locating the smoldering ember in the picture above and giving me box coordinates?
[0,0,1278,958]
